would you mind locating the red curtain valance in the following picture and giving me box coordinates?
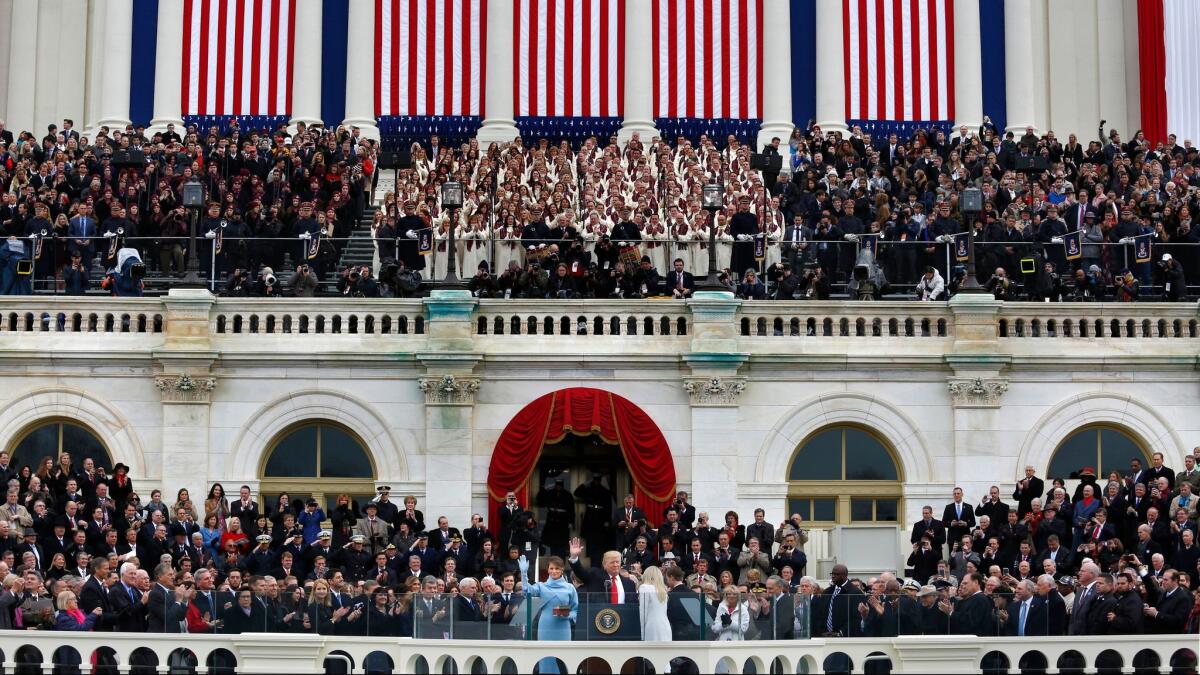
[487,388,677,530]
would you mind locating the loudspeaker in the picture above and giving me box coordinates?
[1013,156,1049,173]
[750,153,782,172]
[112,149,146,167]
[379,150,412,170]
[960,188,984,214]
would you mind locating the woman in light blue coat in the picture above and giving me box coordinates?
[518,555,578,675]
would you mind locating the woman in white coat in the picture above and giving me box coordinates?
[638,566,672,642]
[711,585,750,641]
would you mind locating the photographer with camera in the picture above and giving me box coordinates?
[290,263,318,297]
[1159,253,1187,301]
[338,264,380,298]
[984,267,1012,301]
[63,250,90,295]
[256,267,283,298]
[222,268,253,297]
[468,260,498,298]
[1114,269,1140,302]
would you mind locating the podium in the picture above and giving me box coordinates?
[574,601,641,640]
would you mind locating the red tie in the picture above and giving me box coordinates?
[610,576,619,604]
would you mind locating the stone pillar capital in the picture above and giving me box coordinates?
[946,376,1008,408]
[419,374,481,406]
[155,374,217,404]
[683,376,746,407]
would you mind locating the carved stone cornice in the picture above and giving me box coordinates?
[155,374,217,403]
[418,374,481,406]
[946,377,1008,408]
[683,376,746,406]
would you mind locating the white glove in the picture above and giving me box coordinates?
[844,233,860,243]
[405,229,417,239]
[103,231,116,238]
[1119,237,1133,244]
[936,234,954,243]
[736,234,751,242]
[619,241,628,247]
[299,232,311,240]
[204,230,216,239]
[517,555,529,575]
[1050,236,1063,244]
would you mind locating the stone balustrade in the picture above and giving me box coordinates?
[0,293,1196,354]
[0,631,1190,674]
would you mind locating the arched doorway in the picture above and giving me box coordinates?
[487,388,676,565]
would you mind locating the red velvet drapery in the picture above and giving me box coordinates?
[487,388,677,531]
[1138,0,1169,146]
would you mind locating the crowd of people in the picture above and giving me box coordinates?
[1,116,1197,301]
[0,448,1192,656]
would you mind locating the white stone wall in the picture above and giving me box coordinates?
[0,293,1196,564]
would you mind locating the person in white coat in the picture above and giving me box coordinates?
[711,585,750,641]
[638,566,672,641]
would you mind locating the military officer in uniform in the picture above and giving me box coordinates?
[574,474,614,563]
[397,200,427,273]
[536,478,575,558]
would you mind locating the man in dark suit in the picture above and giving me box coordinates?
[1069,562,1103,635]
[147,563,178,632]
[1142,568,1190,633]
[946,573,993,636]
[611,495,645,551]
[664,566,698,640]
[813,564,863,637]
[1037,535,1074,575]
[1107,573,1145,634]
[78,558,111,619]
[763,576,795,639]
[910,506,947,552]
[452,577,488,638]
[107,564,148,632]
[1012,467,1045,519]
[566,539,637,603]
[974,486,1010,534]
[1083,574,1119,635]
[189,569,226,632]
[427,516,461,551]
[679,538,713,574]
[1146,452,1174,492]
[1027,575,1067,636]
[229,486,260,538]
[941,488,976,556]
[664,258,695,298]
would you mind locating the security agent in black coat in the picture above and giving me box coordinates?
[910,507,947,551]
[907,534,941,584]
[610,208,642,245]
[522,207,553,251]
[813,565,864,637]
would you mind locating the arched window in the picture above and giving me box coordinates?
[259,422,376,513]
[1048,425,1151,481]
[6,419,112,472]
[786,426,903,525]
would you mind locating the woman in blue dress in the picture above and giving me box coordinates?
[518,555,578,675]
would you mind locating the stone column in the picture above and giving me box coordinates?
[418,290,482,527]
[156,373,217,504]
[945,294,1011,499]
[289,0,323,131]
[340,0,379,141]
[684,292,748,515]
[4,0,38,135]
[814,0,847,135]
[156,289,218,500]
[756,0,794,152]
[952,0,983,131]
[96,0,134,132]
[477,0,518,146]
[617,0,657,145]
[683,375,747,516]
[1003,0,1036,133]
[148,0,185,135]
